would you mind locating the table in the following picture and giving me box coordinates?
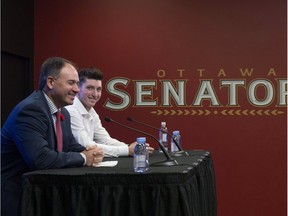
[21,150,217,216]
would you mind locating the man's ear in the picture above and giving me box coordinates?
[46,76,54,89]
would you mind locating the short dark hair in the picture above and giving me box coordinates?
[78,67,103,86]
[38,57,77,90]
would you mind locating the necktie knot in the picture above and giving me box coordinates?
[56,111,60,120]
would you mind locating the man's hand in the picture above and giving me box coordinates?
[146,144,154,154]
[128,142,154,156]
[82,145,104,166]
[128,142,137,156]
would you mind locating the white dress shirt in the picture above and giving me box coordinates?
[65,97,129,157]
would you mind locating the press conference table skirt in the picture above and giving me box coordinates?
[21,150,217,216]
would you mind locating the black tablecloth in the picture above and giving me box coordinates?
[21,150,217,216]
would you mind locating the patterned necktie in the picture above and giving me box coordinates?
[55,111,63,152]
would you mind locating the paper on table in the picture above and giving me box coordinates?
[92,161,118,167]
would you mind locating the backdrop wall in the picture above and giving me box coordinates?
[34,1,287,215]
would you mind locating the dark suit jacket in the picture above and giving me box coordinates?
[1,90,86,216]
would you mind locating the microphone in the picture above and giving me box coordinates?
[104,117,178,166]
[127,117,189,156]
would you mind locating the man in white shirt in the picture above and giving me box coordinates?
[66,67,154,157]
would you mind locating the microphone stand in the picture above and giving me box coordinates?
[105,117,178,166]
[127,117,188,156]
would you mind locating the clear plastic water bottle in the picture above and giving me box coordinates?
[133,137,149,173]
[171,130,181,152]
[159,122,168,152]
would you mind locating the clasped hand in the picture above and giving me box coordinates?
[82,145,104,166]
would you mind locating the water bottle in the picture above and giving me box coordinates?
[159,122,168,152]
[133,137,149,173]
[171,130,181,152]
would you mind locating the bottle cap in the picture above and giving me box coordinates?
[172,131,179,135]
[136,137,146,143]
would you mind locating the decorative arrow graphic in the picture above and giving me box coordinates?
[151,109,285,116]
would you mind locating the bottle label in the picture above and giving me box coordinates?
[171,139,178,152]
[162,134,168,142]
[135,155,146,167]
[171,135,181,152]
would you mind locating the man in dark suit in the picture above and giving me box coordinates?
[1,57,104,216]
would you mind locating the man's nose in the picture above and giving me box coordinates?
[73,83,80,93]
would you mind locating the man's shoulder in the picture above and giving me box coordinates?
[65,98,88,116]
[65,104,79,114]
[3,91,49,127]
[15,91,45,110]
[65,97,80,111]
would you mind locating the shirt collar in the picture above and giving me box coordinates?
[43,91,59,115]
[74,96,95,117]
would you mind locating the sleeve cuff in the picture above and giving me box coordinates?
[80,153,86,166]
